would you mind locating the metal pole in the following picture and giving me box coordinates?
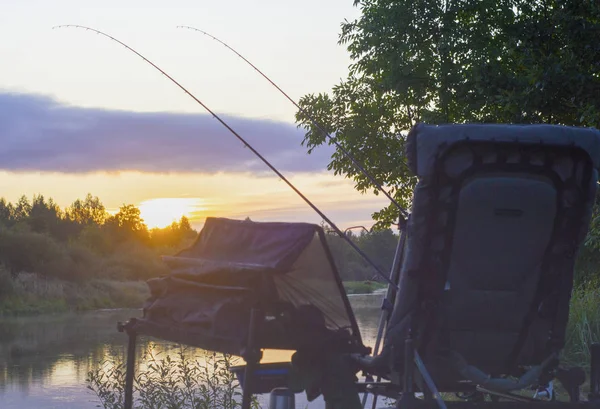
[414,351,447,409]
[363,219,407,409]
[396,330,417,409]
[371,221,407,357]
[590,343,600,402]
[242,309,263,409]
[118,321,137,409]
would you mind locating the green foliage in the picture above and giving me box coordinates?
[87,345,259,409]
[343,280,386,294]
[0,229,81,281]
[296,0,600,228]
[563,281,600,368]
[99,242,169,281]
[325,227,400,282]
[0,193,197,313]
[66,193,108,226]
[0,272,149,314]
[149,216,196,249]
[105,204,150,244]
[0,265,14,297]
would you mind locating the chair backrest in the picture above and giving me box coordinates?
[384,123,600,376]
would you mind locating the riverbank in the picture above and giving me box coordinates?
[0,273,387,315]
[343,280,387,294]
[0,271,596,368]
[0,270,149,315]
[0,294,382,409]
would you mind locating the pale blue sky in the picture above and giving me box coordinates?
[1,0,359,120]
[0,1,392,230]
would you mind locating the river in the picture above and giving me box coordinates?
[0,293,385,409]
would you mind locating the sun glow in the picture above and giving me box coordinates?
[138,198,204,229]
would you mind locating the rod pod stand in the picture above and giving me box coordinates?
[366,217,408,409]
[396,329,417,409]
[590,342,600,402]
[241,309,264,409]
[117,319,138,409]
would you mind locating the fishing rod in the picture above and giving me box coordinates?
[176,25,409,220]
[176,27,416,409]
[176,28,409,399]
[51,24,398,290]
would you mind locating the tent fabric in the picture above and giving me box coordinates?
[175,217,318,271]
[131,217,367,356]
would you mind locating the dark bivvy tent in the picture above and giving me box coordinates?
[118,123,600,409]
[117,217,369,409]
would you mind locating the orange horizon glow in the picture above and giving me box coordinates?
[0,170,389,232]
[137,197,206,229]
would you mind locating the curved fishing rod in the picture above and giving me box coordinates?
[175,29,407,400]
[177,25,409,220]
[51,24,398,290]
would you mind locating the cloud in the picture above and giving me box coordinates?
[0,92,335,174]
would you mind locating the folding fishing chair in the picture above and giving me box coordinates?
[353,123,600,408]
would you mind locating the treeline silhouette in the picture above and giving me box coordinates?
[324,227,399,282]
[0,193,402,314]
[0,193,196,284]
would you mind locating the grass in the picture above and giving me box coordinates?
[86,281,600,408]
[563,280,600,368]
[0,269,149,315]
[343,280,387,294]
[88,343,260,409]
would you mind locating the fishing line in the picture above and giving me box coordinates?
[176,25,409,220]
[51,24,398,290]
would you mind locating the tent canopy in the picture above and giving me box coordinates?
[131,217,367,356]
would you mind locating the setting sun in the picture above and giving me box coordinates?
[138,198,204,229]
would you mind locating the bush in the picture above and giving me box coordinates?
[100,241,169,281]
[0,264,14,297]
[0,272,68,314]
[78,225,114,255]
[563,281,600,367]
[0,229,93,282]
[87,344,260,409]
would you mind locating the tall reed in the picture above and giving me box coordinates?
[87,343,260,409]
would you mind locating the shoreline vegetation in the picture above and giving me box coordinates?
[0,275,387,316]
[0,271,150,315]
[0,192,193,316]
[0,193,402,316]
[0,193,597,368]
[343,280,387,295]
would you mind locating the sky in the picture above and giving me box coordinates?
[0,0,391,230]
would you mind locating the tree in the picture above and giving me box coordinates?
[149,216,196,249]
[179,215,194,235]
[105,204,149,243]
[66,194,108,226]
[296,0,600,228]
[13,195,31,223]
[29,195,62,234]
[324,226,399,281]
[356,228,398,278]
[0,198,14,227]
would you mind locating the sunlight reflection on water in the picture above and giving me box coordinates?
[0,293,384,409]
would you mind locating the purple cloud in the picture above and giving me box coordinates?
[0,92,335,174]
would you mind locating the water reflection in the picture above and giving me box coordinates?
[0,294,384,408]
